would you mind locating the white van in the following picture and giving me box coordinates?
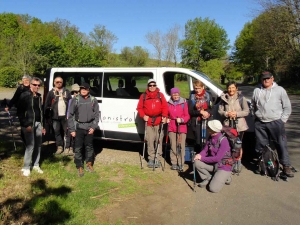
[44,67,225,142]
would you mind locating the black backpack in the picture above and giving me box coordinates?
[259,144,280,181]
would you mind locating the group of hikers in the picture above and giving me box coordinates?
[137,72,295,193]
[4,71,295,193]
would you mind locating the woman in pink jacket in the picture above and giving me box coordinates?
[167,88,190,171]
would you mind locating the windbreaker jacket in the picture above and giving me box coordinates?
[251,82,291,123]
[167,97,190,133]
[218,91,249,132]
[44,87,72,119]
[199,132,232,172]
[18,90,43,128]
[7,84,30,111]
[136,88,168,126]
[67,94,100,132]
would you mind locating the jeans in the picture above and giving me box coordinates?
[21,122,42,169]
[74,129,95,168]
[52,118,67,147]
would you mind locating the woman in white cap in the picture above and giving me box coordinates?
[194,120,232,193]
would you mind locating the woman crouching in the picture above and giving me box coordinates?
[194,120,232,193]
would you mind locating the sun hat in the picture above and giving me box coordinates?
[170,87,180,95]
[208,120,223,133]
[71,83,80,92]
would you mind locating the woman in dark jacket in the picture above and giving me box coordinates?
[188,80,212,151]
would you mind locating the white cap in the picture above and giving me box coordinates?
[147,79,156,84]
[208,120,223,133]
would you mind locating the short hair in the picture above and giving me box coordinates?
[193,80,205,88]
[31,77,43,85]
[54,76,63,82]
[22,75,32,80]
[226,81,238,89]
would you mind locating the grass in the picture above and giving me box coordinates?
[0,142,165,225]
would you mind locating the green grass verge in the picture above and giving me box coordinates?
[0,142,164,225]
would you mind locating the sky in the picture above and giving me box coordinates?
[0,0,259,55]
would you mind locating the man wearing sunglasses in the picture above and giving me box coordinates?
[137,79,168,168]
[252,71,294,177]
[44,77,71,155]
[18,77,46,176]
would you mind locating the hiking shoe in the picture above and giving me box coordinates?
[154,161,161,168]
[283,166,294,178]
[55,146,63,154]
[78,167,84,177]
[64,148,70,155]
[171,164,178,170]
[178,165,184,171]
[225,176,232,185]
[33,166,44,174]
[198,179,209,188]
[86,162,95,173]
[21,168,30,177]
[147,160,154,168]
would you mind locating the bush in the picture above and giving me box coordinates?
[0,67,22,88]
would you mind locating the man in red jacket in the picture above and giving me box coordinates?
[137,79,168,168]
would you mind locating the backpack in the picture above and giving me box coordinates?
[209,125,242,167]
[74,95,95,120]
[259,144,280,181]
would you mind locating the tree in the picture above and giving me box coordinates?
[145,30,164,66]
[179,17,230,71]
[164,24,180,66]
[120,46,149,67]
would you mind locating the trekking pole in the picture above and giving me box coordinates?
[7,111,17,151]
[201,119,207,150]
[177,120,183,172]
[140,121,147,169]
[163,122,169,170]
[191,150,196,192]
[153,123,164,171]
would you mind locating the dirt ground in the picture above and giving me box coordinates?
[1,87,300,225]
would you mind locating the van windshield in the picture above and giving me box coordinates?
[191,70,224,91]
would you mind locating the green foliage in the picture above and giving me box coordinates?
[0,67,22,87]
[200,59,225,80]
[120,46,149,66]
[179,17,230,71]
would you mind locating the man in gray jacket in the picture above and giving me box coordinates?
[68,83,99,177]
[252,71,294,177]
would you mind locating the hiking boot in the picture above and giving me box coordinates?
[225,176,232,185]
[21,168,30,177]
[33,166,44,174]
[64,148,70,155]
[86,162,95,173]
[283,166,294,178]
[147,160,154,168]
[68,147,74,156]
[171,164,178,170]
[154,161,161,168]
[78,167,84,177]
[55,146,63,154]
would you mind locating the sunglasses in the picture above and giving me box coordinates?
[148,84,157,87]
[71,91,78,94]
[262,77,271,81]
[31,84,41,87]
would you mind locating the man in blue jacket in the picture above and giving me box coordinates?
[252,71,294,177]
[68,83,99,177]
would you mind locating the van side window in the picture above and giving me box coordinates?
[103,72,153,99]
[163,72,191,99]
[53,72,103,97]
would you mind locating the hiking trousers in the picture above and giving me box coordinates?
[195,160,231,193]
[52,118,67,147]
[146,125,164,161]
[255,119,291,166]
[74,128,95,168]
[22,122,42,169]
[169,132,186,166]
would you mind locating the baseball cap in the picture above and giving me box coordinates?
[261,71,273,79]
[147,79,156,84]
[80,83,90,89]
[71,83,80,92]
